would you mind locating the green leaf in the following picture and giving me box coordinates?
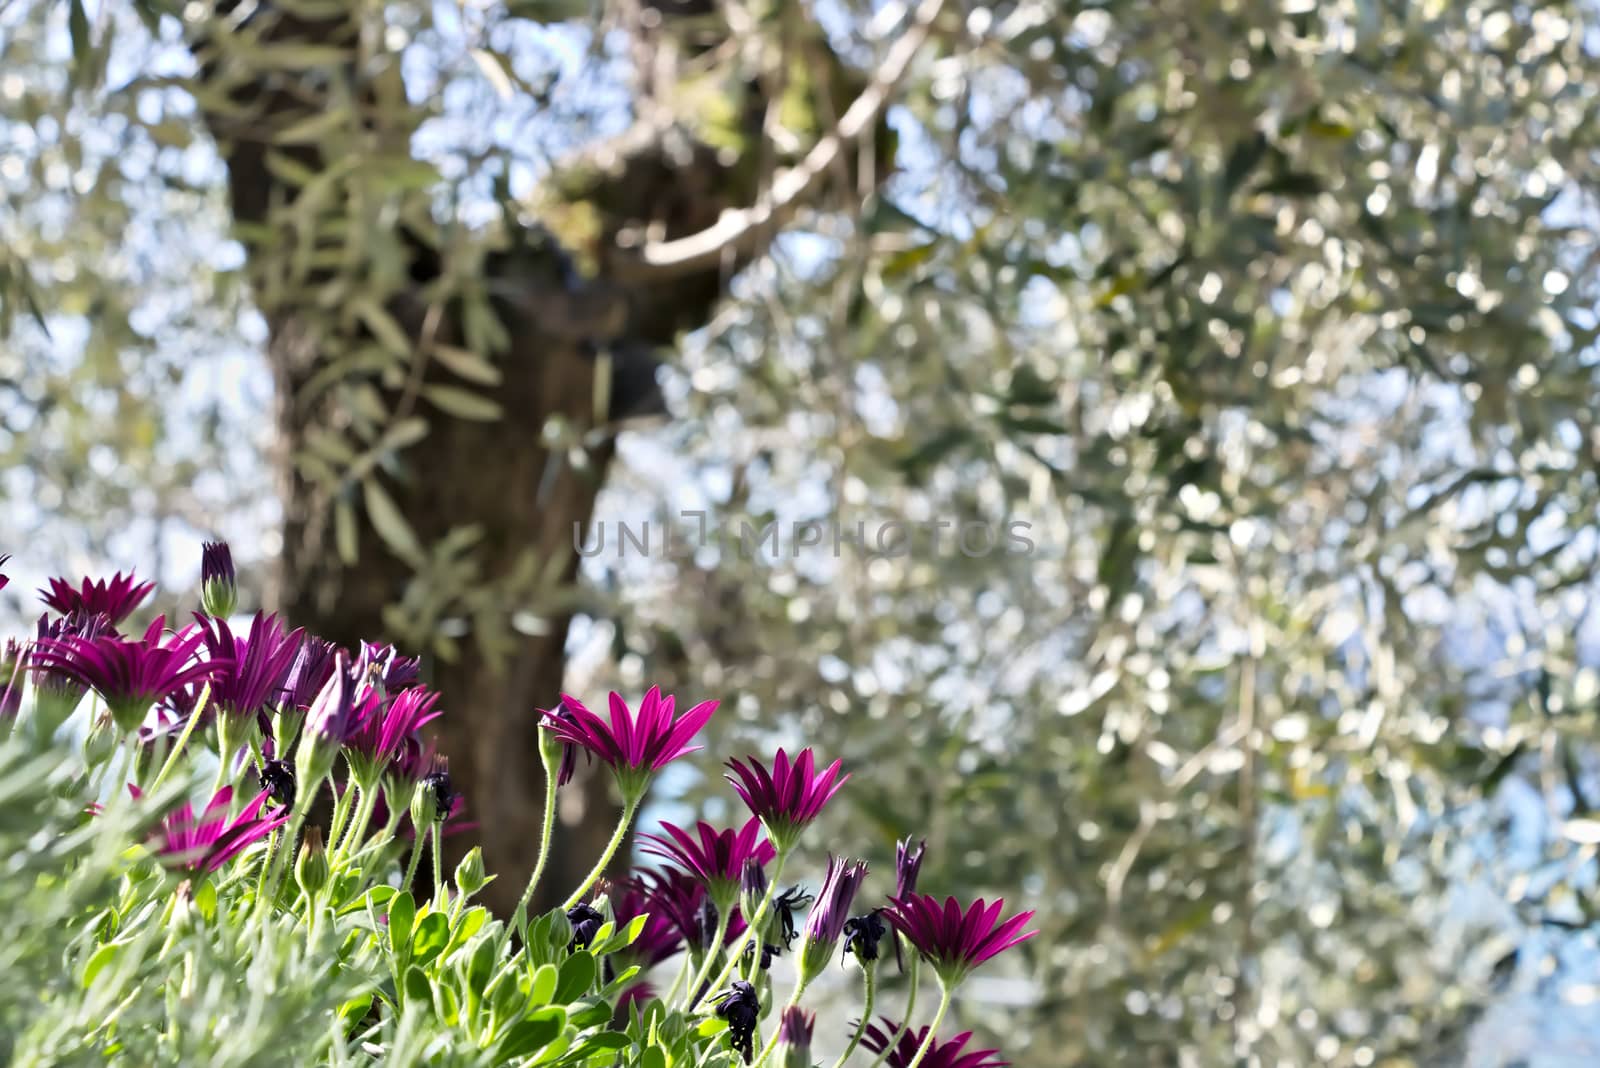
[354,298,412,358]
[554,950,597,1002]
[82,943,118,989]
[388,891,416,960]
[637,1045,667,1068]
[338,994,373,1021]
[528,962,558,1006]
[334,498,359,565]
[411,912,451,968]
[403,964,432,1006]
[68,0,92,87]
[363,478,425,566]
[432,344,503,387]
[422,385,503,423]
[497,1009,566,1059]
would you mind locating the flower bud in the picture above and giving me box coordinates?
[295,825,329,898]
[739,856,767,929]
[779,1006,814,1068]
[0,639,25,725]
[82,715,118,769]
[454,846,487,896]
[199,541,237,618]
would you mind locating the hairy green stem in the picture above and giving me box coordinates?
[899,978,952,1068]
[401,826,426,893]
[560,794,639,911]
[510,741,561,941]
[865,945,919,1068]
[662,949,696,1006]
[431,823,444,907]
[832,963,877,1068]
[680,903,731,1011]
[334,779,379,863]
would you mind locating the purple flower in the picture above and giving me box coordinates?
[1,638,24,721]
[196,612,304,731]
[896,836,926,899]
[199,542,237,617]
[0,553,10,593]
[356,641,422,693]
[640,817,776,908]
[542,686,718,800]
[725,747,849,852]
[858,1018,1008,1068]
[799,855,868,979]
[295,652,375,782]
[779,1006,815,1064]
[883,894,1038,985]
[132,785,290,877]
[619,868,709,953]
[39,571,154,626]
[344,685,442,785]
[279,636,339,712]
[28,610,110,709]
[34,616,227,732]
[607,878,687,967]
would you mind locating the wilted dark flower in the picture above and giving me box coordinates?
[131,785,290,877]
[196,612,304,733]
[843,911,889,965]
[258,758,296,812]
[725,747,848,852]
[39,571,154,626]
[541,686,718,800]
[417,757,457,824]
[710,980,760,1064]
[199,541,237,618]
[34,616,226,732]
[640,817,776,908]
[882,894,1038,985]
[858,1017,1008,1068]
[799,856,869,981]
[566,902,605,952]
[772,884,813,949]
[896,836,926,899]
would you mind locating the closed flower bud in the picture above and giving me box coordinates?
[295,826,329,898]
[82,715,118,769]
[199,541,237,618]
[739,856,768,929]
[779,1006,815,1068]
[454,846,487,896]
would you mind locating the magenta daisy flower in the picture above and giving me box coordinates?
[0,638,24,721]
[0,553,10,593]
[858,1018,1008,1068]
[883,894,1038,985]
[294,651,378,783]
[39,571,154,626]
[131,785,290,877]
[34,616,227,732]
[780,1006,815,1060]
[344,685,443,785]
[640,816,775,909]
[541,686,718,800]
[725,747,849,853]
[609,873,689,967]
[196,612,304,731]
[355,641,422,693]
[279,635,339,712]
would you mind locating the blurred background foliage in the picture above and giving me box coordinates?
[6,0,1600,1065]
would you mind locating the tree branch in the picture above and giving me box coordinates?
[607,0,947,283]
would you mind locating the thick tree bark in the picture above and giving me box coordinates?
[190,0,919,916]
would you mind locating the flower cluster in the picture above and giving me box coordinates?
[0,548,1038,1068]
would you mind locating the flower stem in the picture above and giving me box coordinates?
[510,739,561,940]
[899,977,952,1068]
[865,945,919,1068]
[431,823,444,907]
[150,684,210,792]
[662,949,696,1006]
[401,825,426,893]
[255,803,309,920]
[560,793,639,911]
[334,779,379,863]
[831,962,877,1068]
[695,849,789,1006]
